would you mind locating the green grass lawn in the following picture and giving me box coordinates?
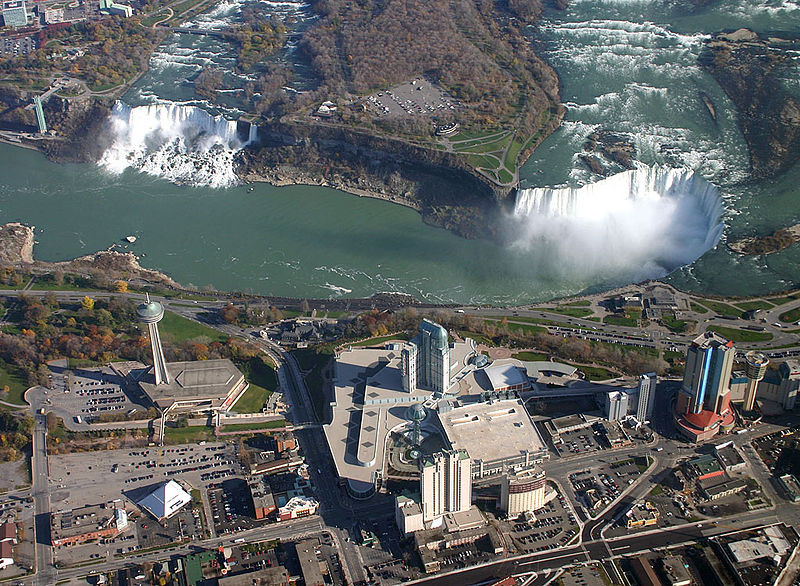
[486,316,562,327]
[563,300,591,307]
[662,314,690,334]
[695,300,744,318]
[349,332,410,347]
[466,154,502,170]
[734,300,775,312]
[220,420,286,433]
[502,322,548,335]
[690,302,709,314]
[458,331,496,346]
[604,315,638,327]
[0,364,28,405]
[158,311,228,344]
[769,294,800,306]
[707,325,773,343]
[163,425,215,444]
[231,384,271,413]
[779,307,800,323]
[497,169,514,184]
[512,351,548,361]
[571,364,617,381]
[29,276,96,291]
[504,137,525,170]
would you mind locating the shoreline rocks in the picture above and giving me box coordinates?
[699,29,800,179]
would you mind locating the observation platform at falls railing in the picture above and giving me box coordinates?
[164,26,229,38]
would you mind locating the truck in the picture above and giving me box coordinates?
[74,416,83,424]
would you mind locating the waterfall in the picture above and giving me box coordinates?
[248,122,259,145]
[99,101,254,188]
[511,166,724,280]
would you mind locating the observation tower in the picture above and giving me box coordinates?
[137,294,170,385]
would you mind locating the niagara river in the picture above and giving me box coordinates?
[2,0,800,303]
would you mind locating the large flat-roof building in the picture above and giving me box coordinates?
[436,399,548,478]
[324,330,476,498]
[116,359,248,413]
[2,0,27,27]
[51,503,127,547]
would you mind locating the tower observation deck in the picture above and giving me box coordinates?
[137,294,170,385]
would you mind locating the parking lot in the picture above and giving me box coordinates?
[44,366,147,424]
[364,78,459,118]
[208,478,262,535]
[504,488,578,554]
[49,442,243,512]
[569,457,648,516]
[0,35,36,56]
[556,427,608,456]
[753,428,799,475]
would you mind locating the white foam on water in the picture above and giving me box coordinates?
[511,165,724,281]
[99,101,256,188]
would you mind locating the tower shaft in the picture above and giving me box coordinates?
[148,321,170,385]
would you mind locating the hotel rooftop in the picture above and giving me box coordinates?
[324,338,475,498]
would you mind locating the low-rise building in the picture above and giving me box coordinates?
[698,473,747,500]
[483,363,530,394]
[0,541,12,570]
[436,399,548,479]
[777,474,800,502]
[630,556,660,586]
[415,524,503,573]
[727,525,791,564]
[51,504,127,547]
[0,521,16,544]
[295,539,324,586]
[395,495,424,535]
[683,454,724,482]
[714,442,746,472]
[218,566,290,585]
[248,478,276,520]
[544,414,597,443]
[278,496,318,521]
[626,502,659,529]
[661,555,692,586]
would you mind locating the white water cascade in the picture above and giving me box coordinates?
[99,102,255,188]
[511,166,724,281]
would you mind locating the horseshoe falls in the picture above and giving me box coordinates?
[511,166,723,282]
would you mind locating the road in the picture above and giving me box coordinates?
[31,413,55,586]
[405,512,785,586]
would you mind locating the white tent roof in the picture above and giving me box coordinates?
[136,480,191,520]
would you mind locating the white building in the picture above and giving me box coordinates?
[395,495,424,535]
[136,480,192,520]
[420,450,471,523]
[500,467,546,516]
[605,390,629,421]
[636,372,657,421]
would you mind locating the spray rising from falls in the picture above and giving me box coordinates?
[511,166,724,282]
[99,102,257,188]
